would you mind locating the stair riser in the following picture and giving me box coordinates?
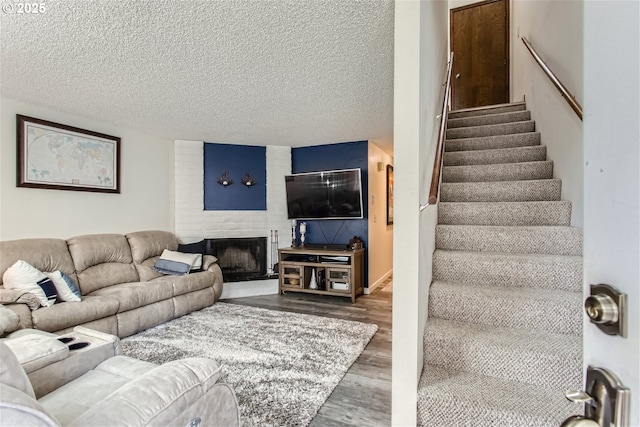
[448,110,531,129]
[446,121,534,139]
[448,103,526,120]
[422,331,582,392]
[441,179,562,202]
[443,161,553,183]
[438,202,572,226]
[418,398,568,427]
[446,132,541,152]
[435,225,583,255]
[418,366,578,427]
[443,145,546,166]
[432,252,582,292]
[428,285,583,334]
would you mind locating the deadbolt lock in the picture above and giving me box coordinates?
[585,284,626,337]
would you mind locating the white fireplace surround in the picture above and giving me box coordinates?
[174,140,290,297]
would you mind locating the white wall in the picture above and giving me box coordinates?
[0,97,174,240]
[418,0,449,378]
[174,141,291,275]
[583,1,639,425]
[367,142,393,292]
[511,0,583,226]
[392,0,448,424]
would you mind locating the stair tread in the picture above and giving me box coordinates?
[443,144,546,166]
[447,110,531,129]
[438,200,573,227]
[423,318,582,389]
[433,248,582,263]
[431,280,582,302]
[429,281,582,335]
[446,120,535,139]
[443,161,553,183]
[445,132,541,152]
[432,249,582,291]
[441,179,561,202]
[425,317,581,357]
[448,101,527,119]
[418,365,576,427]
[435,224,583,255]
[440,200,571,206]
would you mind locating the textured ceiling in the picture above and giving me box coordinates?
[1,0,394,153]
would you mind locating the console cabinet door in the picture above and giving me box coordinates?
[281,264,303,289]
[326,267,351,293]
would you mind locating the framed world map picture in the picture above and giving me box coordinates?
[17,115,120,193]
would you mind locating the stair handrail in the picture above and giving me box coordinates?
[521,37,583,121]
[423,51,454,209]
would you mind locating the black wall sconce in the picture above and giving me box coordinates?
[241,172,257,187]
[217,171,233,187]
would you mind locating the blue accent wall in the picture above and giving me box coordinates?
[204,143,266,210]
[291,140,369,287]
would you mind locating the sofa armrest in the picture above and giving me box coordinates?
[68,358,230,426]
[202,254,218,271]
[0,384,60,427]
[3,334,69,374]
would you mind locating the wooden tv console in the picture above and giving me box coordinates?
[278,247,365,303]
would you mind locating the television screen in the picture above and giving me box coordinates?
[285,168,363,220]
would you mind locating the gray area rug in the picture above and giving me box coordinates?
[121,302,378,427]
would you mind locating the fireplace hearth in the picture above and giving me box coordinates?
[205,237,269,282]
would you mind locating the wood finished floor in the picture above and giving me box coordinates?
[222,277,392,427]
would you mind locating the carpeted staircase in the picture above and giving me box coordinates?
[417,102,583,426]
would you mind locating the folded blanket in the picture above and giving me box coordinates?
[153,250,202,276]
[0,289,41,310]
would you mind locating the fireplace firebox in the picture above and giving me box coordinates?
[205,237,268,282]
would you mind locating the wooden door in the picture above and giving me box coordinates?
[451,0,509,110]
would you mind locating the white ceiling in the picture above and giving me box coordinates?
[1,0,395,153]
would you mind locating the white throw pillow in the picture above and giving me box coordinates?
[46,271,81,302]
[2,260,57,307]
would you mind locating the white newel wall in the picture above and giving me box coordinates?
[174,140,291,297]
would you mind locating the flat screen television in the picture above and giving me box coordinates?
[285,168,363,220]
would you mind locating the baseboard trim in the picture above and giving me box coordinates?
[364,269,393,295]
[220,279,279,299]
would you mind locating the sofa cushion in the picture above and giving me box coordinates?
[126,230,179,264]
[3,261,57,307]
[31,296,119,332]
[89,281,173,312]
[134,256,164,282]
[67,234,139,295]
[0,238,77,287]
[162,271,215,296]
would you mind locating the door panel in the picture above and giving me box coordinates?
[451,0,509,110]
[583,1,639,425]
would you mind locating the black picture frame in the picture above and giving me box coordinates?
[17,115,121,193]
